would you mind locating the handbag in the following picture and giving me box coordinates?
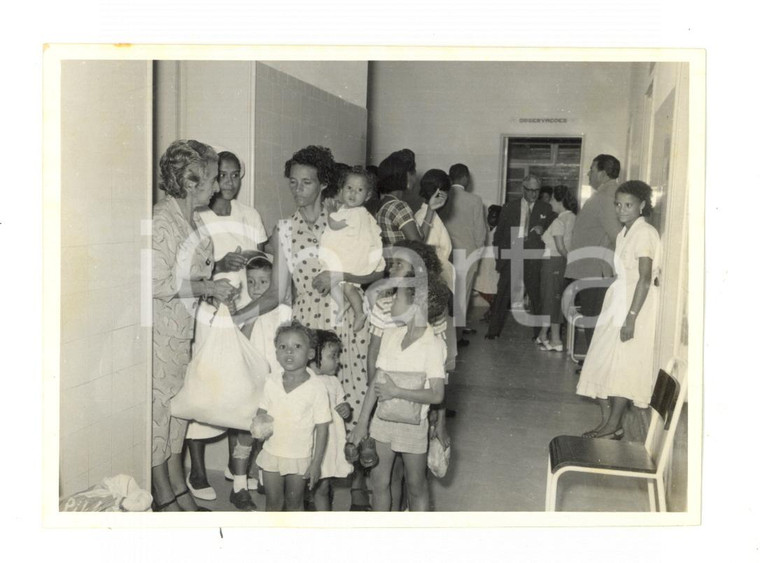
[171,304,269,430]
[375,369,427,425]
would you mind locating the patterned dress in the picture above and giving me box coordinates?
[152,196,213,466]
[277,207,370,427]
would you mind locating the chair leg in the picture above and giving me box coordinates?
[647,479,656,512]
[656,476,667,512]
[545,458,557,511]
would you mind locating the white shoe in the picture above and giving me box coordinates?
[186,474,217,501]
[225,466,258,490]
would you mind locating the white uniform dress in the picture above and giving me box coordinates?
[576,217,662,407]
[316,375,354,479]
[187,200,267,440]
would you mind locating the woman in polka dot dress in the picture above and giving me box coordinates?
[269,146,384,423]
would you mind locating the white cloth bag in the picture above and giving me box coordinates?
[171,304,269,430]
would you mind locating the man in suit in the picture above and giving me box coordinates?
[486,174,555,339]
[438,163,488,345]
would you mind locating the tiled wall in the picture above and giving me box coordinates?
[253,62,368,233]
[59,61,152,498]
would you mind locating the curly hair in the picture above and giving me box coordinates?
[419,169,451,201]
[552,185,579,214]
[419,275,450,323]
[274,320,317,351]
[312,329,343,369]
[284,145,335,187]
[616,180,654,217]
[158,140,218,199]
[390,240,443,279]
[342,165,377,194]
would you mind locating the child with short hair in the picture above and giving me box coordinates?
[350,275,449,512]
[318,166,385,331]
[244,256,293,374]
[309,330,354,510]
[254,321,332,511]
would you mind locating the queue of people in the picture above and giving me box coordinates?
[151,140,662,512]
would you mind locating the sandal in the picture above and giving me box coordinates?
[359,437,379,469]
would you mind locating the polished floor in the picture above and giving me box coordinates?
[194,306,688,512]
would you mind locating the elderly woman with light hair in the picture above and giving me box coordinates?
[151,139,239,512]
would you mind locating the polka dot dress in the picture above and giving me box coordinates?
[279,209,369,428]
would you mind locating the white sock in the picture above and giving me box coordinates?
[233,475,247,493]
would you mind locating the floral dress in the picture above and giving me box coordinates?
[277,207,370,428]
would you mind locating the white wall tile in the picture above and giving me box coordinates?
[87,287,115,334]
[110,408,133,455]
[87,421,113,469]
[112,367,135,413]
[60,427,89,485]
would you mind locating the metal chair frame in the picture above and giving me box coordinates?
[545,358,687,512]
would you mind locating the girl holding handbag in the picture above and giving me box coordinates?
[350,275,449,511]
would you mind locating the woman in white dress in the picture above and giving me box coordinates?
[185,150,268,510]
[576,181,661,440]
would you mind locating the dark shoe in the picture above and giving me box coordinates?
[229,488,257,511]
[485,334,497,340]
[344,441,360,463]
[151,497,179,512]
[457,338,470,347]
[463,327,477,335]
[359,437,379,469]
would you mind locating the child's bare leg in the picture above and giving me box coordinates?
[313,478,332,511]
[390,454,405,511]
[284,474,307,511]
[262,470,285,511]
[369,441,395,511]
[402,452,430,511]
[229,430,253,478]
[343,283,367,331]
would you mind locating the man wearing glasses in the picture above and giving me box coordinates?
[487,174,555,339]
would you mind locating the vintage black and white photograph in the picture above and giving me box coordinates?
[44,47,703,526]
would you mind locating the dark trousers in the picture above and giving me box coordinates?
[576,283,611,348]
[487,257,543,337]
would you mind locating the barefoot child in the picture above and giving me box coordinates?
[309,330,354,510]
[318,166,385,331]
[254,322,332,511]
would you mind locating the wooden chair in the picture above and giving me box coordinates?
[545,359,686,512]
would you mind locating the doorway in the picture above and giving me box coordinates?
[500,136,584,204]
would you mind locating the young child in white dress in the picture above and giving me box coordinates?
[318,166,385,331]
[254,321,332,511]
[309,330,354,510]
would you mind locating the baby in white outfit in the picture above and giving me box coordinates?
[318,166,385,331]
